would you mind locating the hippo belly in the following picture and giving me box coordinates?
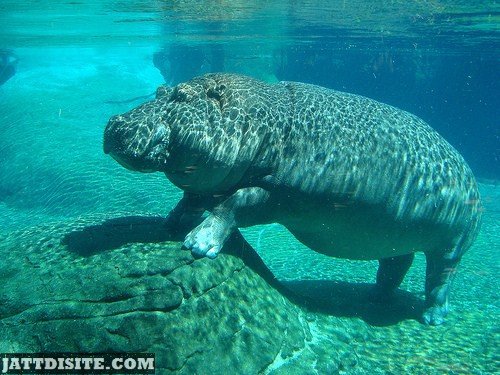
[273,195,452,260]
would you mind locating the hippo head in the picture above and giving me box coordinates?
[103,89,172,173]
[104,74,269,193]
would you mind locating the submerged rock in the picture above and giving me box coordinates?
[0,215,306,374]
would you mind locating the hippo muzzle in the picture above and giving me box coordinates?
[103,108,170,173]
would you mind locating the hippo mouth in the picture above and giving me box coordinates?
[108,152,155,173]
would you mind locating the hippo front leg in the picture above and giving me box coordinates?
[183,187,270,259]
[164,192,207,235]
[165,192,227,236]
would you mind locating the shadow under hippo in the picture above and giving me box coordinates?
[62,215,423,326]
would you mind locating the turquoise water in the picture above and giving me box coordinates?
[1,1,499,374]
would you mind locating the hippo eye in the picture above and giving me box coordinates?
[172,83,197,103]
[207,87,221,101]
[207,85,225,111]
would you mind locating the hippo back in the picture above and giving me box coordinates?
[270,81,482,252]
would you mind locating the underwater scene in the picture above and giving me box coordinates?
[0,1,499,374]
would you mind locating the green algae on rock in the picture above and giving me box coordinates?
[0,215,306,374]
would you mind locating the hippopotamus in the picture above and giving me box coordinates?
[103,73,481,325]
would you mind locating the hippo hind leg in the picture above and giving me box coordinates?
[423,249,462,325]
[371,253,415,301]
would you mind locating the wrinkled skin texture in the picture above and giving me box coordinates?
[104,73,482,325]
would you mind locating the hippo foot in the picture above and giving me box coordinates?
[182,216,233,259]
[422,305,448,325]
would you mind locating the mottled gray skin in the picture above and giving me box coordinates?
[103,73,482,325]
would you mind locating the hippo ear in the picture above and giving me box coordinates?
[207,84,226,110]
